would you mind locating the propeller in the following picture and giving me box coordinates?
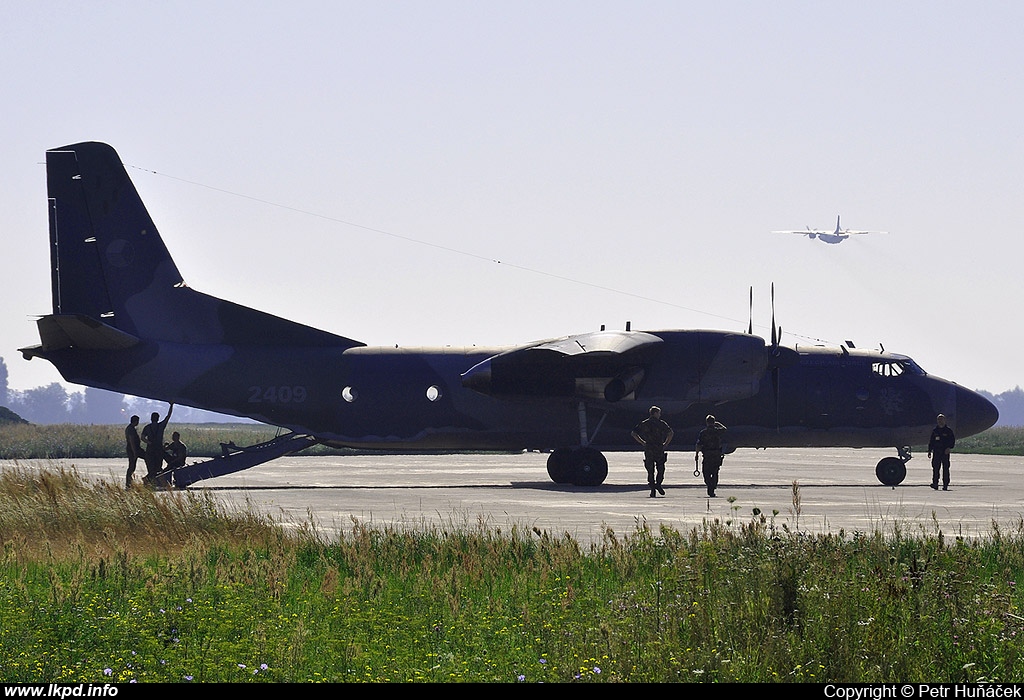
[768,283,783,431]
[770,282,778,429]
[751,284,796,431]
[770,283,782,348]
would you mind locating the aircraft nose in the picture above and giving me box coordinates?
[955,386,999,437]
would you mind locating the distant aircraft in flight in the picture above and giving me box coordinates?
[773,216,887,244]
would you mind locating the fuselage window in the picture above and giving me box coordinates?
[426,385,442,402]
[342,386,358,402]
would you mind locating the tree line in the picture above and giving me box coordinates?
[0,356,250,424]
[978,387,1024,428]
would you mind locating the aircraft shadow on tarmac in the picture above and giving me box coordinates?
[196,481,918,493]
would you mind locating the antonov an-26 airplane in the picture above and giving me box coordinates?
[773,216,887,244]
[21,143,997,488]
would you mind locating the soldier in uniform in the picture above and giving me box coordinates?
[164,431,188,471]
[631,406,674,498]
[124,414,142,489]
[141,403,174,480]
[928,413,956,491]
[695,414,728,497]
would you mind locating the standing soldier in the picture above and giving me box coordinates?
[928,413,956,491]
[141,403,174,481]
[125,414,142,489]
[631,406,674,498]
[695,415,728,498]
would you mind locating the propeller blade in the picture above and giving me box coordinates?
[773,366,780,432]
[747,286,753,335]
[769,283,781,431]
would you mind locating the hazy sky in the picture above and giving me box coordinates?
[2,2,1021,395]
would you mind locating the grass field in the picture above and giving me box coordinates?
[956,426,1024,455]
[0,465,1022,683]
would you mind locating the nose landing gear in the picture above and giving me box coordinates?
[875,446,912,487]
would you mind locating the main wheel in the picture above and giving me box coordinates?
[875,456,907,486]
[546,448,575,484]
[572,447,608,486]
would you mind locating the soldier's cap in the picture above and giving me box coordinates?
[706,414,716,423]
[649,406,661,414]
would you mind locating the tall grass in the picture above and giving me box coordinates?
[0,464,278,556]
[0,466,1022,682]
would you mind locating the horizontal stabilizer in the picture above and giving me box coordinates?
[20,314,140,358]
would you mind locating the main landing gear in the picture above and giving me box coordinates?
[875,446,912,487]
[546,401,610,486]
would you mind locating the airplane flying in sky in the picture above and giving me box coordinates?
[21,143,996,489]
[773,215,887,244]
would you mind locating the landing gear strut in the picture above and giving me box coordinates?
[875,446,912,487]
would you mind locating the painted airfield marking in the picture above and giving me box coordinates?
[16,448,1023,546]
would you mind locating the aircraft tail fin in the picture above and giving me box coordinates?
[43,142,362,349]
[46,143,180,327]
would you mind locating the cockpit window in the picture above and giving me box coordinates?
[872,361,905,378]
[902,359,926,375]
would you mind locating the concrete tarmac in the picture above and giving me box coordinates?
[12,448,1023,546]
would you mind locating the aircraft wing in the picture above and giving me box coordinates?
[526,329,663,357]
[461,329,664,401]
[771,229,824,235]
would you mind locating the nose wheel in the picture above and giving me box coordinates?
[875,448,911,487]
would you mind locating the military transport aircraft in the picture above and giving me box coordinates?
[773,216,887,244]
[21,143,997,488]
